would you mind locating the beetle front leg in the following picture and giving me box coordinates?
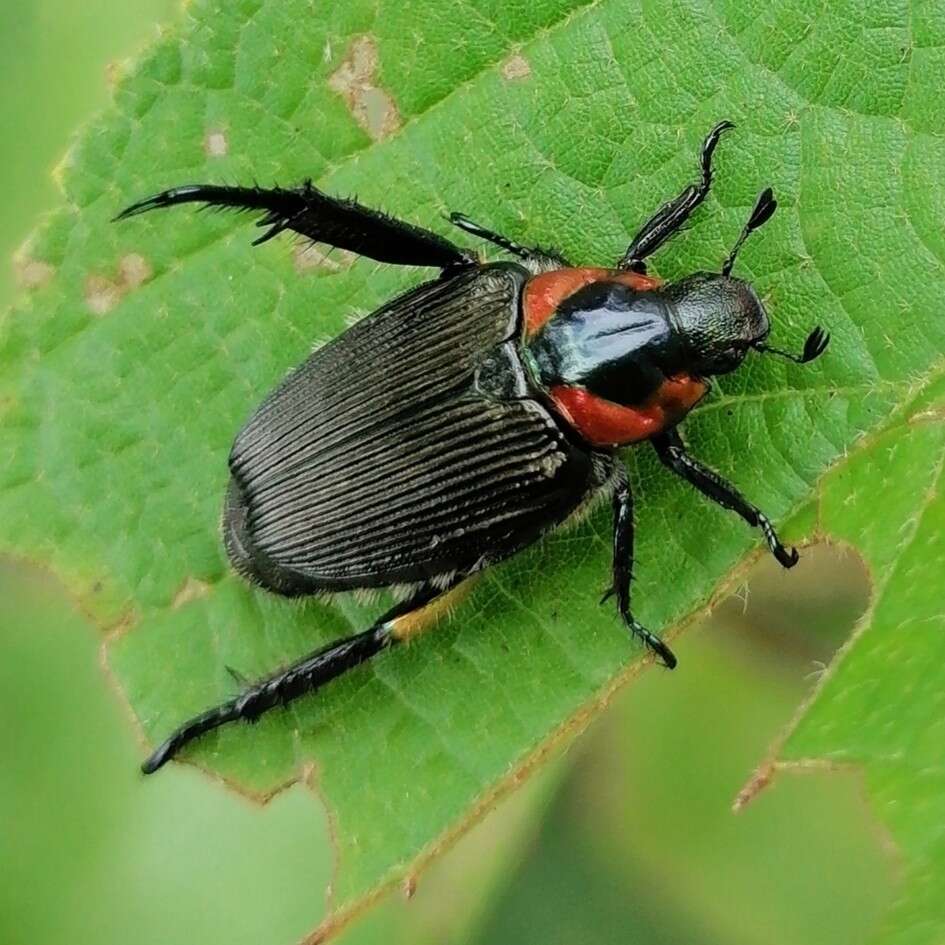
[651,428,799,568]
[608,466,677,669]
[618,121,734,273]
[116,180,475,272]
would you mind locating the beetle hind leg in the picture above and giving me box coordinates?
[609,465,677,669]
[141,578,473,774]
[116,180,475,271]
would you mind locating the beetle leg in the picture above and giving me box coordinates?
[617,121,734,273]
[608,465,677,668]
[116,180,476,271]
[449,212,570,274]
[224,664,250,687]
[651,428,799,569]
[140,577,472,774]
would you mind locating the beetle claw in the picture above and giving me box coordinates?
[649,636,678,670]
[771,543,800,569]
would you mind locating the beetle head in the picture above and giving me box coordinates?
[666,188,829,376]
[666,273,771,375]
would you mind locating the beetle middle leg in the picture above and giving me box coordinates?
[607,465,677,668]
[651,427,799,569]
[140,577,472,774]
[449,211,570,273]
[618,120,734,273]
[116,180,475,271]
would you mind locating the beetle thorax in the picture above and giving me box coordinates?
[525,279,688,407]
[522,273,708,448]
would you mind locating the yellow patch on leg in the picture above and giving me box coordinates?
[389,578,478,643]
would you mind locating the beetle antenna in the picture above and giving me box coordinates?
[721,188,777,277]
[756,326,830,364]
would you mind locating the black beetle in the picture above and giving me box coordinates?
[117,121,828,774]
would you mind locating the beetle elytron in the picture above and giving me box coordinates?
[117,122,828,773]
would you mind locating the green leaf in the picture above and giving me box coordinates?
[762,372,945,945]
[1,0,942,939]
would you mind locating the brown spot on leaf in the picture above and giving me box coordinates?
[14,256,55,291]
[85,253,154,314]
[119,253,153,289]
[501,54,531,81]
[172,576,212,610]
[204,129,228,158]
[85,274,123,315]
[328,36,401,141]
[105,59,126,89]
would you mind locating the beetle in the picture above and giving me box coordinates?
[117,121,828,774]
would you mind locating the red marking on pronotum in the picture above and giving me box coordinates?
[549,375,707,447]
[523,267,663,336]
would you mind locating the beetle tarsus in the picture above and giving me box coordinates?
[619,120,734,271]
[651,428,798,571]
[140,581,465,774]
[141,699,243,775]
[116,181,474,271]
[141,624,390,773]
[627,616,678,670]
[764,526,800,569]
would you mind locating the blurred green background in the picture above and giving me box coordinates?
[0,4,895,944]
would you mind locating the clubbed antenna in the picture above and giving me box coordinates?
[757,326,830,364]
[721,188,778,277]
